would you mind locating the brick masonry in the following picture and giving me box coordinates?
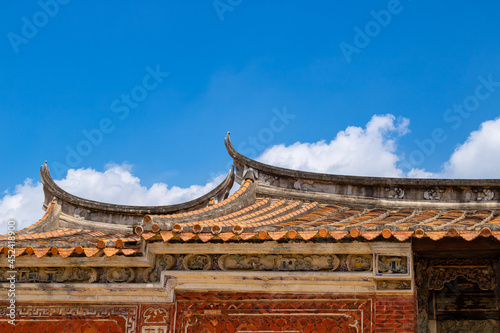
[0,293,416,332]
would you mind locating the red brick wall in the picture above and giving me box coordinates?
[1,293,417,332]
[375,296,417,332]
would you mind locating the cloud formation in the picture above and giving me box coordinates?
[257,114,410,177]
[409,116,500,179]
[257,114,500,180]
[441,117,500,178]
[0,164,225,232]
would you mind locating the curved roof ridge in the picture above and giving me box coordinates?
[40,162,235,215]
[224,132,500,187]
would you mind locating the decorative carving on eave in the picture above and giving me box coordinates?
[439,320,499,333]
[346,254,372,272]
[416,258,496,291]
[423,188,445,200]
[183,254,213,270]
[377,255,408,274]
[385,187,404,199]
[73,207,90,219]
[294,179,315,191]
[0,266,99,284]
[105,267,136,283]
[376,280,411,290]
[218,254,341,272]
[474,188,495,201]
[1,250,411,283]
[427,265,495,290]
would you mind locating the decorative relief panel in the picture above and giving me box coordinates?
[0,252,394,284]
[377,255,408,274]
[105,267,136,283]
[416,258,497,291]
[376,280,411,290]
[143,255,176,282]
[183,254,213,270]
[184,312,361,332]
[175,293,373,332]
[473,188,495,201]
[439,319,499,333]
[73,207,90,219]
[0,305,138,332]
[0,256,176,284]
[258,172,278,186]
[346,254,373,272]
[0,266,98,283]
[293,179,315,191]
[385,187,405,199]
[218,254,340,271]
[143,307,169,324]
[424,188,445,200]
[427,265,495,290]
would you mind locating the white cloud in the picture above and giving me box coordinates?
[440,117,500,178]
[258,114,500,180]
[257,114,410,177]
[0,164,225,232]
[0,179,43,234]
[407,116,500,179]
[407,168,437,178]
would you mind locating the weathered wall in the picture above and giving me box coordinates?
[0,293,417,332]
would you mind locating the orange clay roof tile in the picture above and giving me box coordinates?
[57,248,74,258]
[33,247,50,258]
[15,248,26,257]
[121,248,140,255]
[392,231,414,241]
[218,232,235,241]
[458,230,482,241]
[160,231,175,242]
[198,233,215,242]
[179,232,196,242]
[83,248,100,257]
[360,231,382,240]
[103,248,120,257]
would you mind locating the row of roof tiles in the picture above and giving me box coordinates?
[1,246,141,258]
[139,197,500,234]
[142,226,500,243]
[2,225,498,259]
[144,180,252,222]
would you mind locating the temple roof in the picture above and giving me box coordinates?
[2,133,500,259]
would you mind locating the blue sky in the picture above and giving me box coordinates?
[2,1,500,228]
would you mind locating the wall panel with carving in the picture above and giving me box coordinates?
[174,292,417,333]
